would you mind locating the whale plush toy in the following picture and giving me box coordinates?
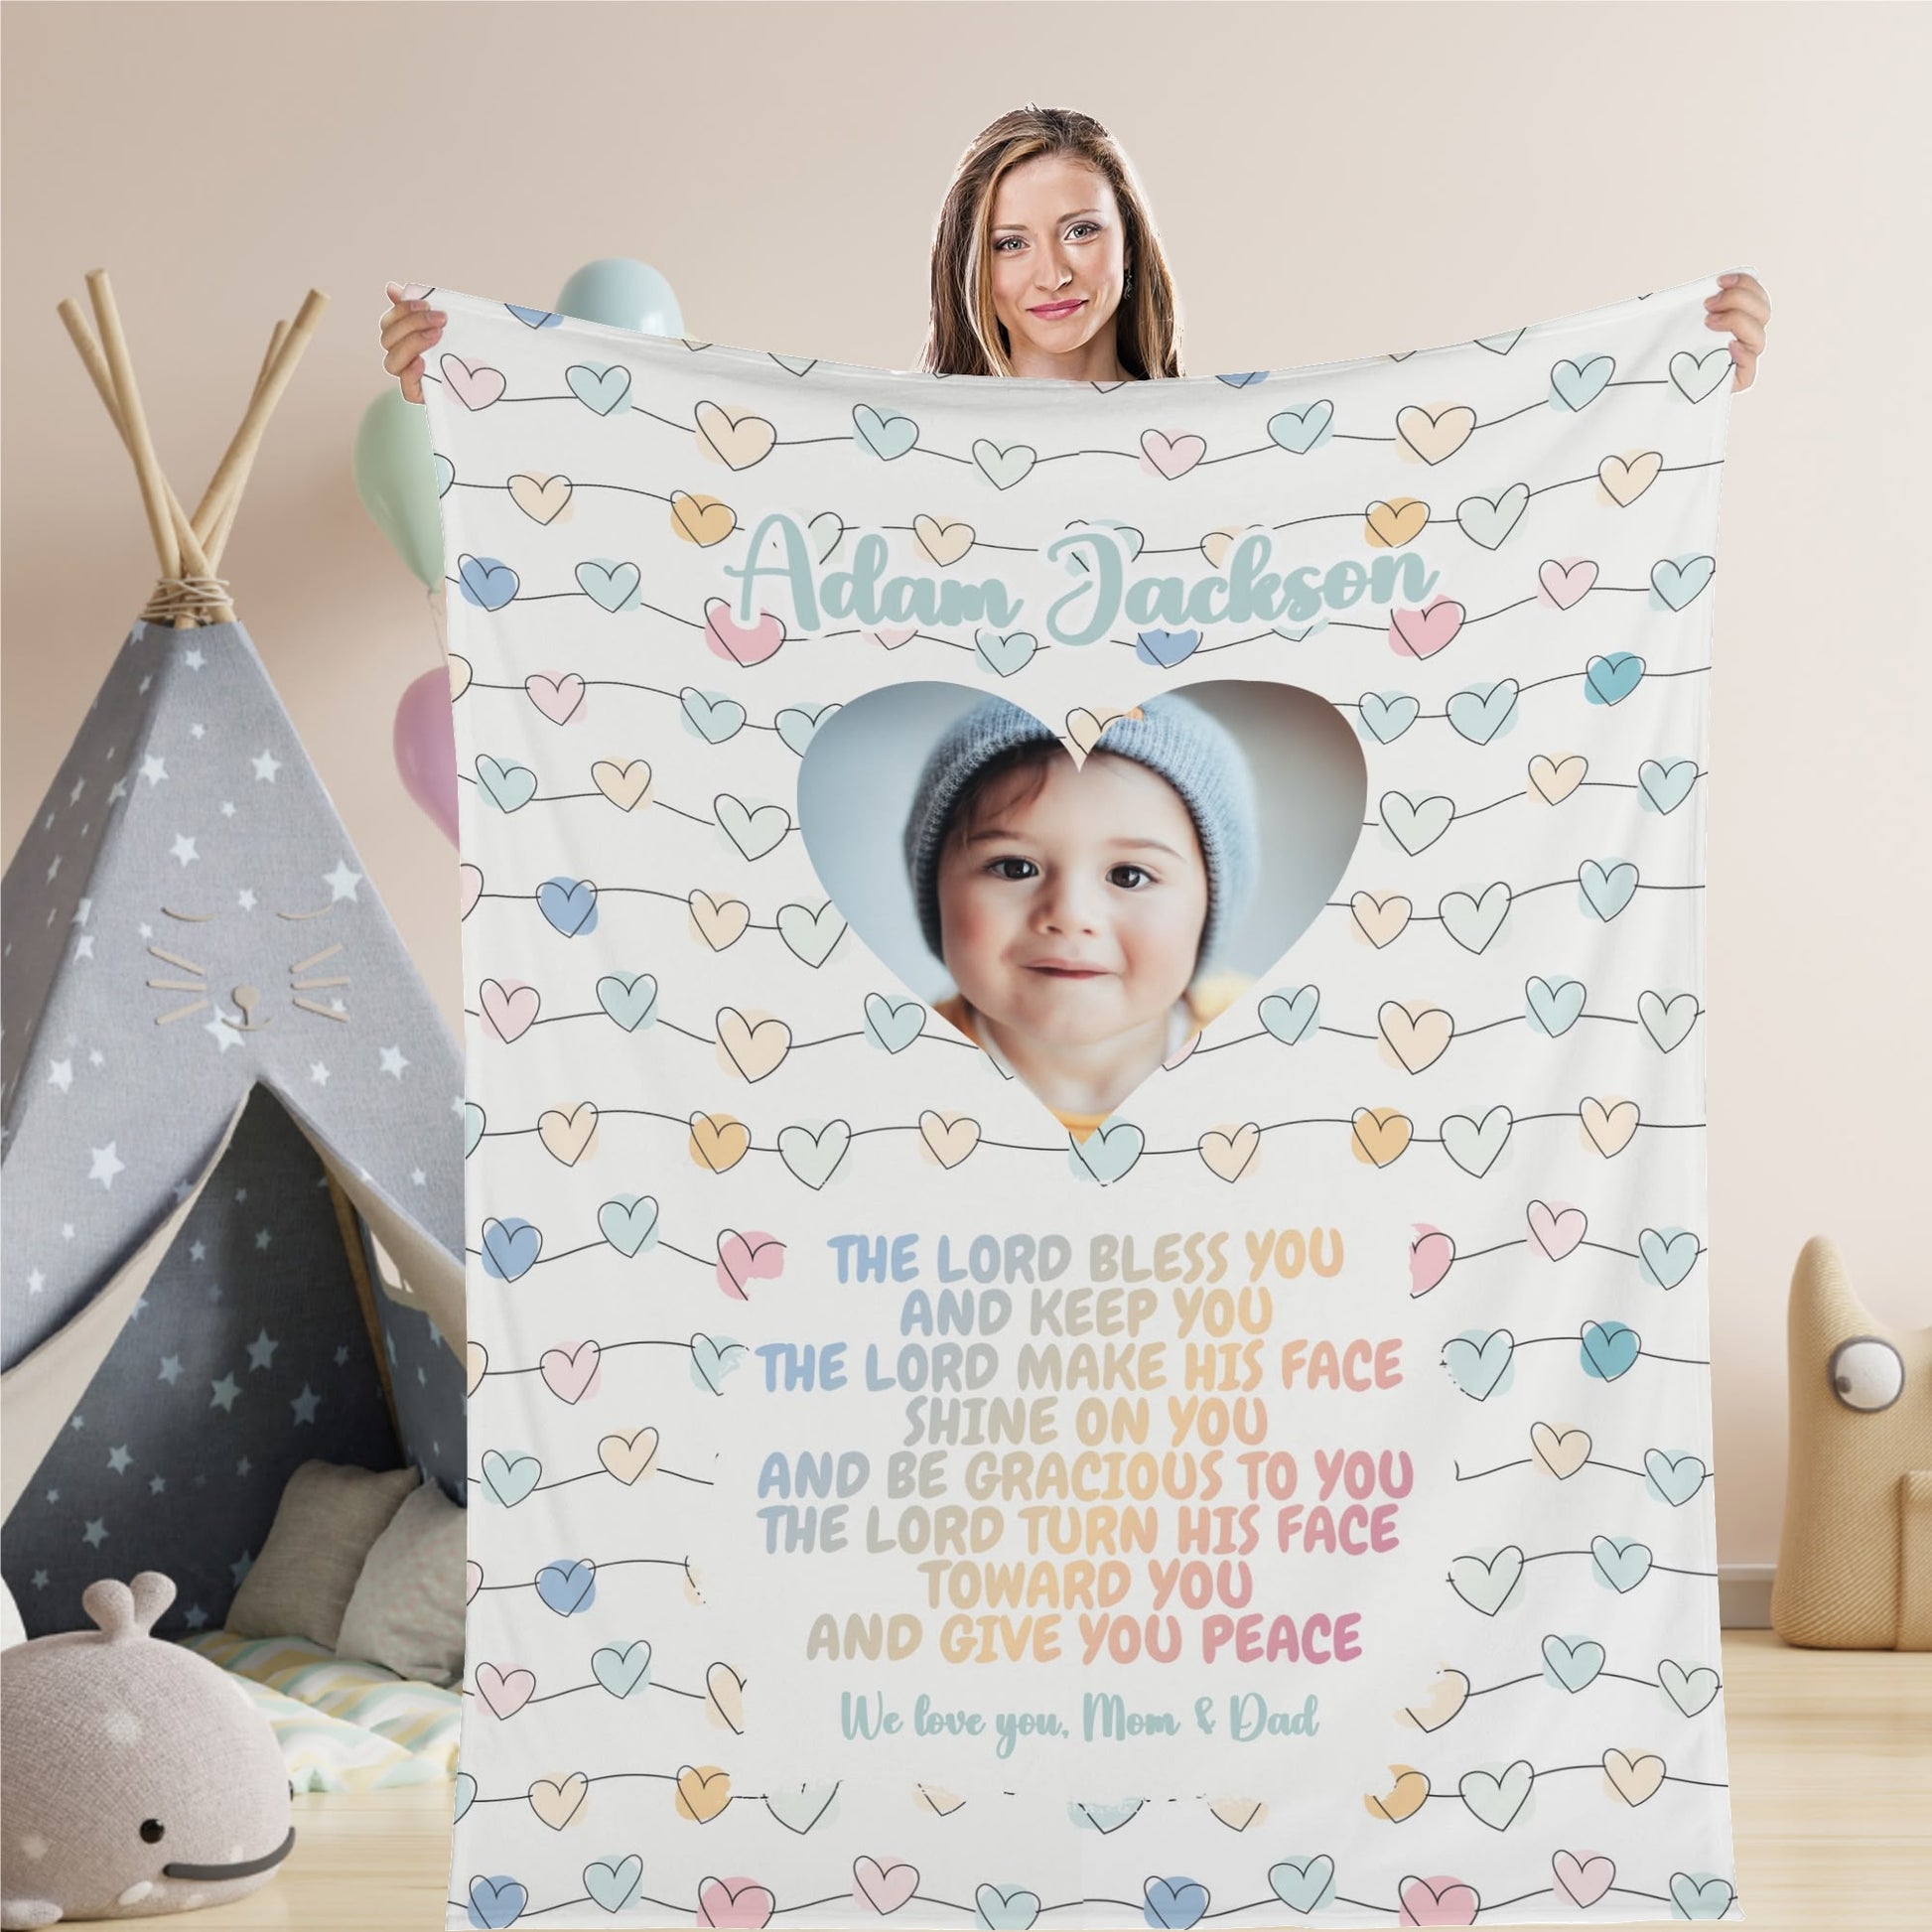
[1,1573,294,1926]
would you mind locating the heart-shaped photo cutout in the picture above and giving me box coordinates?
[797,680,1365,1139]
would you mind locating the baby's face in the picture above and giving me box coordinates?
[935,752,1208,1047]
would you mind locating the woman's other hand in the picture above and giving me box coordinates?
[379,281,447,404]
[1706,271,1769,391]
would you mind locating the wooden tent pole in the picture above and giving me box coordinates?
[82,270,181,594]
[207,322,289,571]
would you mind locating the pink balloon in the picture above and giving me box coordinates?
[393,667,458,845]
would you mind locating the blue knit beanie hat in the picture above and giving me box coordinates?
[901,692,1259,973]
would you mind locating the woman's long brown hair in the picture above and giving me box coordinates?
[917,105,1182,380]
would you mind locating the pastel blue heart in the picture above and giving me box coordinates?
[1259,986,1319,1045]
[463,1101,486,1157]
[597,973,658,1032]
[537,877,599,937]
[853,403,919,460]
[1442,1106,1512,1177]
[536,1558,597,1616]
[1550,353,1614,410]
[1266,400,1333,453]
[1585,652,1646,704]
[776,901,847,966]
[972,438,1036,488]
[715,794,791,860]
[1358,691,1420,744]
[1668,1873,1735,1920]
[1579,859,1639,920]
[1645,1449,1708,1506]
[1590,1535,1653,1593]
[974,627,1038,677]
[1455,484,1530,550]
[592,1640,653,1698]
[975,1886,1042,1930]
[1071,1121,1144,1185]
[1440,884,1511,954]
[863,992,926,1054]
[468,1874,528,1929]
[1444,1329,1515,1401]
[1669,345,1733,403]
[1380,791,1455,855]
[1266,1857,1335,1913]
[481,1449,542,1508]
[454,1771,477,1822]
[476,756,538,813]
[1639,758,1699,812]
[1447,681,1519,744]
[1659,1659,1723,1717]
[1651,554,1716,611]
[1640,1227,1701,1290]
[584,1856,643,1913]
[1216,370,1269,388]
[681,688,748,743]
[1458,1759,1534,1832]
[576,560,640,613]
[806,511,846,562]
[1133,628,1201,668]
[598,1196,659,1258]
[775,703,839,756]
[1638,990,1700,1052]
[566,363,631,415]
[777,1119,851,1189]
[1581,1319,1641,1381]
[1448,1545,1524,1615]
[1070,1798,1144,1833]
[481,1216,541,1282]
[505,304,557,329]
[459,555,519,612]
[1271,619,1327,642]
[434,454,455,498]
[763,1783,839,1834]
[690,1332,748,1394]
[1143,1876,1208,1930]
[1526,976,1587,1036]
[1541,1633,1605,1692]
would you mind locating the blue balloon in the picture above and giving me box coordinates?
[556,259,684,336]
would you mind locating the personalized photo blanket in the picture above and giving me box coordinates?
[417,270,1742,1929]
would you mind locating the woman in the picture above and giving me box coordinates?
[378,105,1769,391]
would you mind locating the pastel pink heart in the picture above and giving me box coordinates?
[1552,1852,1615,1908]
[1527,1199,1587,1261]
[440,353,506,412]
[853,1858,919,1914]
[1163,1029,1202,1070]
[465,1561,483,1604]
[1141,428,1206,479]
[524,672,587,725]
[1388,599,1466,658]
[698,1877,776,1929]
[1409,1225,1455,1296]
[459,864,483,920]
[474,1662,535,1720]
[1398,1874,1479,1926]
[540,1340,602,1404]
[718,1229,787,1301]
[1538,557,1599,610]
[480,979,540,1043]
[867,626,918,649]
[703,597,786,667]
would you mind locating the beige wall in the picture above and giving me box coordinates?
[5,3,1928,1569]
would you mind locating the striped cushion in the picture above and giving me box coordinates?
[226,1676,444,1792]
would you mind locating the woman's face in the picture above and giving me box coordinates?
[935,752,1206,1048]
[987,153,1128,364]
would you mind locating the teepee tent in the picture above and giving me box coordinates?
[2,272,468,1640]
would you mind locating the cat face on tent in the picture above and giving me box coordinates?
[144,896,361,1034]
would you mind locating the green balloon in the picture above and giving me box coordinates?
[353,387,445,590]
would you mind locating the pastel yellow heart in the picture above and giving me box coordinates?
[670,490,738,546]
[527,1772,589,1830]
[1198,1123,1261,1183]
[1199,527,1256,570]
[1067,705,1142,756]
[465,1341,488,1397]
[1527,754,1588,804]
[1350,893,1413,948]
[1365,498,1429,548]
[918,1112,981,1170]
[538,1102,600,1167]
[693,400,775,470]
[716,1007,791,1082]
[705,1661,747,1734]
[1581,1096,1640,1158]
[447,653,473,702]
[1364,1765,1431,1823]
[912,514,975,566]
[1598,451,1663,507]
[1399,1668,1468,1732]
[1530,1422,1592,1478]
[688,890,752,950]
[1208,1796,1265,1832]
[1602,1748,1666,1806]
[1350,1108,1413,1169]
[916,1783,967,1817]
[682,1562,706,1606]
[688,1112,751,1173]
[674,1763,733,1823]
[599,1428,660,1485]
[1395,403,1476,465]
[1377,1001,1454,1074]
[592,759,654,811]
[508,473,573,524]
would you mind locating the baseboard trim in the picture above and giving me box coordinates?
[1721,1564,1774,1628]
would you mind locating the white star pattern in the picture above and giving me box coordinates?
[48,1058,72,1092]
[309,1060,330,1086]
[87,1142,125,1188]
[182,646,206,671]
[236,887,257,910]
[252,749,282,781]
[324,861,363,902]
[168,833,199,867]
[140,754,168,786]
[158,1355,182,1384]
[203,1012,245,1053]
[291,1386,321,1425]
[254,1227,272,1251]
[107,1446,132,1474]
[82,1519,107,1548]
[379,1044,409,1079]
[246,1328,279,1371]
[73,935,95,961]
[209,1374,240,1413]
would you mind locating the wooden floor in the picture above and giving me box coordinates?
[184,1632,1928,1930]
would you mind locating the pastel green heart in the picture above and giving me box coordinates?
[476,755,538,812]
[1639,1227,1700,1289]
[1659,1658,1722,1717]
[1441,884,1511,954]
[1550,353,1614,410]
[1590,1535,1653,1592]
[576,559,640,612]
[1644,1448,1708,1506]
[1579,858,1639,920]
[1668,1874,1735,1920]
[1266,1857,1335,1913]
[715,794,791,860]
[775,702,840,757]
[681,688,748,743]
[463,1101,486,1157]
[762,1782,840,1834]
[1526,976,1587,1036]
[1454,484,1530,550]
[975,628,1038,677]
[806,511,845,562]
[778,1120,852,1189]
[1358,692,1420,743]
[599,1196,659,1258]
[584,1856,643,1913]
[566,363,632,414]
[1650,554,1716,611]
[1069,1798,1143,1833]
[1668,345,1732,403]
[1638,758,1699,812]
[1258,986,1319,1044]
[972,439,1037,489]
[864,992,926,1054]
[1637,989,1699,1052]
[1442,1106,1512,1177]
[1444,1329,1515,1401]
[975,1885,1042,1930]
[597,973,658,1032]
[482,1449,542,1508]
[1071,1121,1144,1185]
[690,1332,748,1394]
[1446,681,1519,744]
[776,900,847,966]
[592,1639,653,1698]
[1580,1319,1641,1381]
[1458,1758,1534,1831]
[852,403,919,460]
[434,455,455,498]
[1380,790,1455,855]
[1265,400,1333,454]
[1448,1544,1524,1614]
[1541,1633,1605,1693]
[454,1771,476,1821]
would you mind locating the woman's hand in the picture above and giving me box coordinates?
[379,281,447,404]
[1705,271,1769,391]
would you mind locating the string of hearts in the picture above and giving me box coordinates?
[473,1437,712,1503]
[1446,1539,1718,1616]
[1400,1645,1723,1731]
[458,1648,744,1736]
[1412,1210,1707,1294]
[468,1556,701,1615]
[1450,1428,1714,1501]
[1440,1325,1709,1400]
